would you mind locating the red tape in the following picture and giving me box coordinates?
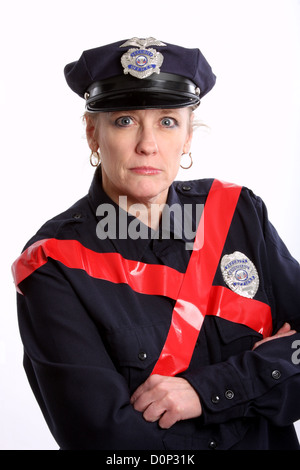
[12,180,272,376]
[151,180,245,375]
[12,238,184,298]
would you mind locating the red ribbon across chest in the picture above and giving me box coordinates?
[12,179,272,376]
[151,180,272,376]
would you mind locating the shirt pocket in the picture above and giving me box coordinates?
[210,316,263,362]
[105,321,169,391]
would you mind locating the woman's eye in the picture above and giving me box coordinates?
[161,117,177,128]
[115,116,133,127]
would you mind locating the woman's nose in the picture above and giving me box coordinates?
[135,127,158,156]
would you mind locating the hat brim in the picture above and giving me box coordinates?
[85,73,200,112]
[86,91,200,112]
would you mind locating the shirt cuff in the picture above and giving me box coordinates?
[181,361,249,424]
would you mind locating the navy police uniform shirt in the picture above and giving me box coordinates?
[15,167,300,450]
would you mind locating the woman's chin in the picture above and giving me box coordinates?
[126,184,168,206]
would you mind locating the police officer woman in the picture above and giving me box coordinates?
[12,38,300,450]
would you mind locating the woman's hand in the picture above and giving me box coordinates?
[253,322,296,350]
[130,374,202,429]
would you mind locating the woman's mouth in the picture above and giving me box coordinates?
[130,166,162,175]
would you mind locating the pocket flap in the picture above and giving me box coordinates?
[106,321,169,370]
[214,316,262,344]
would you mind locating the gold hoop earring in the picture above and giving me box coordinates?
[90,150,101,167]
[180,152,193,169]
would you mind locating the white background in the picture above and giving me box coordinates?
[1,0,299,450]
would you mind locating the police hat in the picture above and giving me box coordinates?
[64,37,216,112]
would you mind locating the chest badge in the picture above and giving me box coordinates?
[120,37,166,79]
[220,251,259,299]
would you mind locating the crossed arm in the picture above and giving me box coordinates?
[130,323,296,429]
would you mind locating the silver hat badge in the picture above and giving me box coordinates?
[120,37,166,79]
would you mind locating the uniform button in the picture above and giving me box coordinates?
[72,213,82,219]
[138,351,147,361]
[211,394,220,404]
[225,389,234,400]
[271,369,281,380]
[182,185,191,191]
[208,440,217,449]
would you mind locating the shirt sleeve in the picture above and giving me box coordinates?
[182,334,300,426]
[17,259,165,450]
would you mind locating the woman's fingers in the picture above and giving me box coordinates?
[253,322,297,350]
[131,375,202,428]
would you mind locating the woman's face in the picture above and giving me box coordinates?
[88,108,193,207]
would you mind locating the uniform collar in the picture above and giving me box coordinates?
[88,167,199,259]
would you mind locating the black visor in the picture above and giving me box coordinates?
[85,72,200,112]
